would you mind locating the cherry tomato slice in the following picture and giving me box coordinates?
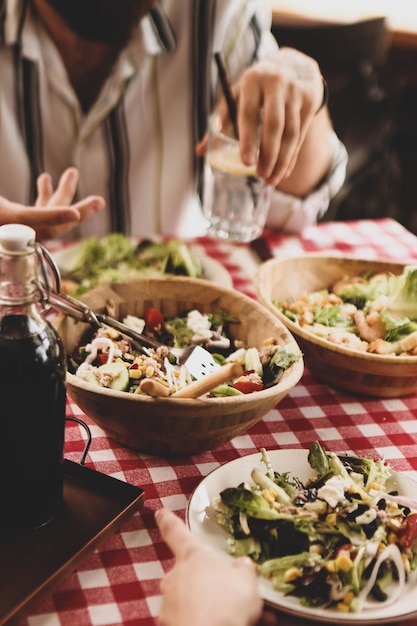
[232,380,264,394]
[95,352,109,365]
[399,512,417,549]
[144,307,164,331]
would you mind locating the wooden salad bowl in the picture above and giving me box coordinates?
[254,255,417,398]
[54,276,303,456]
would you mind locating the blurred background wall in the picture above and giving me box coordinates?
[270,5,417,235]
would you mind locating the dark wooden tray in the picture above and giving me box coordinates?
[0,459,144,625]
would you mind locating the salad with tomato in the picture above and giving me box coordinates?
[212,442,417,613]
[68,306,301,397]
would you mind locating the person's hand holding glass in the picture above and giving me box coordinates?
[202,112,272,242]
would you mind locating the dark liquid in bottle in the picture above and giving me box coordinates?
[0,314,66,533]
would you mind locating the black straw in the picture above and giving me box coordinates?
[214,51,259,206]
[214,52,239,139]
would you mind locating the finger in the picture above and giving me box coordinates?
[232,555,256,572]
[283,134,305,181]
[73,195,105,220]
[271,60,319,182]
[19,205,81,227]
[36,173,54,206]
[257,93,285,181]
[236,75,263,167]
[155,508,197,557]
[200,96,238,158]
[48,167,79,205]
[232,556,259,583]
[263,91,302,186]
[232,556,259,587]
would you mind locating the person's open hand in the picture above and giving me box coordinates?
[155,507,265,626]
[0,167,105,240]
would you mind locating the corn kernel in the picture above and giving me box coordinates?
[326,513,337,525]
[369,482,383,491]
[347,484,369,501]
[358,489,370,501]
[335,552,353,572]
[284,567,303,582]
[336,602,350,613]
[326,560,337,573]
[343,591,354,605]
[145,365,155,377]
[129,368,143,380]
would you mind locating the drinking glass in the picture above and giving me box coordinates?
[202,113,272,242]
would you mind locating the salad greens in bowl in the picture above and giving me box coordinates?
[53,276,304,456]
[254,255,417,397]
[187,442,417,623]
[67,306,299,398]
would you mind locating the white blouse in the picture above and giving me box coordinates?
[0,0,347,240]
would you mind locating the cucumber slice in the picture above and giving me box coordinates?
[210,384,243,397]
[244,347,263,376]
[97,361,130,391]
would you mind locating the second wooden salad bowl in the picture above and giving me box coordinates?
[254,254,417,398]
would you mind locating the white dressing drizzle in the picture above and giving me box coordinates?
[357,543,405,611]
[85,337,115,365]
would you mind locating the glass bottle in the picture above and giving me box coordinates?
[0,224,66,533]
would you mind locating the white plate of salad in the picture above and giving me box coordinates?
[187,443,417,624]
[51,234,233,295]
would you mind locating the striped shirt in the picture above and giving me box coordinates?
[0,0,347,239]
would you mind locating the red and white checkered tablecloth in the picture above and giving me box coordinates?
[17,219,417,626]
